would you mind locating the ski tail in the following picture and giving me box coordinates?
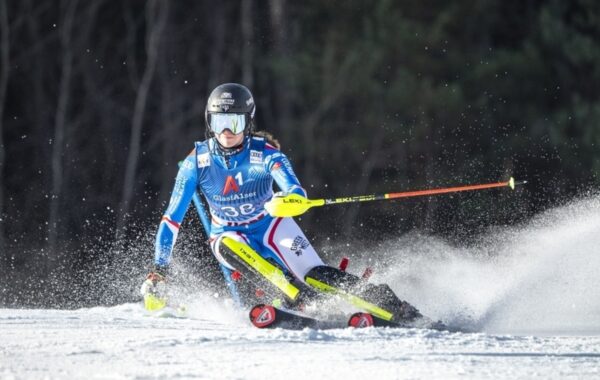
[249,304,324,329]
[348,312,449,330]
[348,312,401,328]
[249,304,279,328]
[348,312,374,328]
[305,266,422,323]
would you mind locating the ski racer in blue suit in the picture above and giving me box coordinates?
[142,83,325,306]
[141,83,421,323]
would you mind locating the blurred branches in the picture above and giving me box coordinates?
[0,0,9,254]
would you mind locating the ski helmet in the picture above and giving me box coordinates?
[205,83,256,137]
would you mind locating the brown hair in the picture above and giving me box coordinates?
[251,131,281,150]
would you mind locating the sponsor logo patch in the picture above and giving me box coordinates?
[166,195,181,214]
[349,313,374,328]
[197,153,210,168]
[212,192,257,202]
[290,236,310,256]
[250,305,276,328]
[238,246,256,263]
[250,150,263,164]
[174,176,186,193]
[215,99,234,105]
[257,308,272,323]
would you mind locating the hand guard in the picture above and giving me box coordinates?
[264,192,311,217]
[140,266,168,311]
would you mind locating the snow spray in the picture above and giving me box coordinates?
[372,194,600,335]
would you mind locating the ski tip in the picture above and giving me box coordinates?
[249,304,277,328]
[348,312,374,328]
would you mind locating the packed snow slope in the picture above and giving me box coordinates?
[2,195,600,379]
[1,304,599,380]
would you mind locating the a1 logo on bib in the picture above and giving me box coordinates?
[223,175,240,195]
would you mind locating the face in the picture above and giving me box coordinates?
[215,129,244,148]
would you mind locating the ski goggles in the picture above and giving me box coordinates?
[208,113,248,135]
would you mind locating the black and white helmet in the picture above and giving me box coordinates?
[205,83,256,137]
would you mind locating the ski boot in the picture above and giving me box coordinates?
[304,265,422,323]
[140,270,168,311]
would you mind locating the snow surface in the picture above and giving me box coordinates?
[2,196,600,379]
[1,303,599,380]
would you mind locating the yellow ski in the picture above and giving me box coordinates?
[221,237,301,301]
[305,277,394,321]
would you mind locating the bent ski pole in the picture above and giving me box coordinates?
[265,177,526,217]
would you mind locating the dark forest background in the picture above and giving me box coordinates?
[1,0,599,307]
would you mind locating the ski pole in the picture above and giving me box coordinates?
[265,177,526,217]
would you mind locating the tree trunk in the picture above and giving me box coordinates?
[241,0,254,88]
[268,0,292,141]
[421,118,438,231]
[48,0,78,257]
[115,0,167,241]
[157,11,180,207]
[299,35,348,226]
[0,0,9,255]
[342,127,386,237]
[123,2,140,90]
[207,4,226,90]
[25,0,51,234]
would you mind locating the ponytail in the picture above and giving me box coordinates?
[251,131,281,150]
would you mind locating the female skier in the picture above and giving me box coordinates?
[141,83,419,324]
[142,82,325,302]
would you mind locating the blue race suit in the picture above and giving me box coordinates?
[155,135,310,273]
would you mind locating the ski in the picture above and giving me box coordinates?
[348,312,397,328]
[249,304,344,330]
[249,304,449,331]
[348,311,449,331]
[149,304,188,319]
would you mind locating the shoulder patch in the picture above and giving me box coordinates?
[197,152,211,168]
[250,150,263,164]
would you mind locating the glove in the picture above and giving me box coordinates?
[140,266,168,311]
